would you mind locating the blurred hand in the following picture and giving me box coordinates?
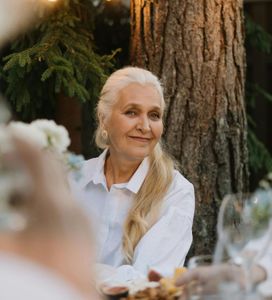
[176,264,238,285]
[175,263,266,295]
[175,264,244,295]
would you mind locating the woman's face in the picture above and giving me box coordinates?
[104,82,163,162]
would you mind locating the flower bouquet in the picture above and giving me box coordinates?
[0,104,84,231]
[6,119,84,177]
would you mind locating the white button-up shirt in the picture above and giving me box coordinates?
[70,150,195,283]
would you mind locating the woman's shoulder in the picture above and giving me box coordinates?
[81,156,100,170]
[69,155,102,189]
[80,155,102,179]
[171,169,194,192]
[160,169,195,214]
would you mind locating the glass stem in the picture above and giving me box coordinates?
[242,258,253,294]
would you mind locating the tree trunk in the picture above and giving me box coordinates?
[130,0,249,255]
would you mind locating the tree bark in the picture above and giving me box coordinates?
[130,0,249,255]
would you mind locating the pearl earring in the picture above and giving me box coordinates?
[102,129,108,140]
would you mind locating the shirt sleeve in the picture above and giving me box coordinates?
[95,263,146,285]
[97,174,195,284]
[133,178,195,277]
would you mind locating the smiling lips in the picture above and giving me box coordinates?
[129,136,152,143]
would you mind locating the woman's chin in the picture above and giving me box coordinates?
[126,150,151,161]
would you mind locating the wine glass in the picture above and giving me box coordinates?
[188,254,213,269]
[217,191,272,293]
[187,254,242,300]
[244,189,272,262]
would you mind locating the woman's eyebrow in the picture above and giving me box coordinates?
[122,103,161,111]
[122,103,140,109]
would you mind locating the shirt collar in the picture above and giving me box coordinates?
[82,149,150,194]
[92,149,108,186]
[81,149,107,190]
[125,157,149,194]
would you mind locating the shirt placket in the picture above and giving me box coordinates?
[97,186,118,261]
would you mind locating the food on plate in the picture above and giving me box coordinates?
[102,285,129,300]
[122,267,187,299]
[148,270,163,282]
[173,267,187,281]
[123,284,183,300]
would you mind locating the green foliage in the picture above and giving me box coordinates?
[246,81,272,173]
[245,14,272,54]
[248,130,272,172]
[245,15,272,175]
[0,0,117,120]
[92,0,130,67]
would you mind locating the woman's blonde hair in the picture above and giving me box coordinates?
[95,66,176,262]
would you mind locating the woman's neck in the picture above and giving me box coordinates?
[104,152,142,189]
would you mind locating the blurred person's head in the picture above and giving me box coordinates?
[0,0,57,47]
[0,138,95,297]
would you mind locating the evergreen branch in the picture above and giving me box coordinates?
[245,14,272,54]
[0,0,116,119]
[248,130,272,172]
[254,84,272,104]
[245,81,272,175]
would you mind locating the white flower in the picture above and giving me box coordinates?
[31,119,70,153]
[259,180,271,190]
[267,173,272,181]
[7,121,47,148]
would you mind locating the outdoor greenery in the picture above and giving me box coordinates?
[0,1,271,185]
[92,0,130,67]
[0,0,117,121]
[245,15,272,179]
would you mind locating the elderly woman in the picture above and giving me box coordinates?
[71,66,195,284]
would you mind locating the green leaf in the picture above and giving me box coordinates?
[255,84,272,103]
[41,67,54,81]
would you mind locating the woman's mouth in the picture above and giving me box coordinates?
[129,136,151,143]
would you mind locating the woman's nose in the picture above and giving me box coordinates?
[136,116,150,132]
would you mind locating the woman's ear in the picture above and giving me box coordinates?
[98,112,106,130]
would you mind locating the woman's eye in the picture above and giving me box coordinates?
[149,112,161,120]
[125,110,137,117]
